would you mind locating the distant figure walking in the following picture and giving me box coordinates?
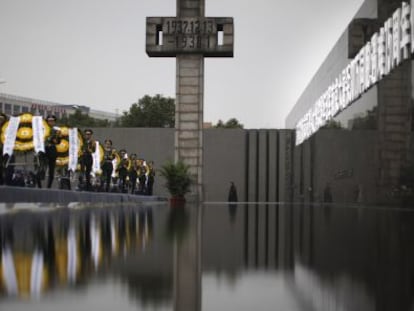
[228,181,238,202]
[323,183,333,203]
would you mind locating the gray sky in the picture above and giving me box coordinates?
[0,0,363,128]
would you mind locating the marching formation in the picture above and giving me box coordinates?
[0,112,155,194]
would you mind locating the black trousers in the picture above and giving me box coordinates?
[129,170,138,194]
[101,162,113,192]
[45,146,57,188]
[0,153,3,185]
[147,176,154,195]
[118,168,128,192]
[4,154,15,186]
[80,154,93,190]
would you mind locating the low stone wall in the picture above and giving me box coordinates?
[0,186,166,204]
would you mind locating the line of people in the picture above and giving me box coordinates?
[77,129,155,195]
[0,113,155,195]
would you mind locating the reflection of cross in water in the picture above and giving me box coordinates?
[146,0,234,200]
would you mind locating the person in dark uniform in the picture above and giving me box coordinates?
[146,160,155,196]
[101,139,116,192]
[44,115,61,188]
[228,181,238,202]
[116,149,129,193]
[137,159,147,194]
[0,113,7,185]
[128,153,138,194]
[0,113,15,186]
[323,183,333,203]
[228,181,238,223]
[79,129,96,191]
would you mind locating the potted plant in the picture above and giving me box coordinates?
[159,160,192,206]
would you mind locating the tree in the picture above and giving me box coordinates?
[321,119,343,129]
[119,94,175,128]
[214,118,244,129]
[59,109,111,127]
[351,107,377,130]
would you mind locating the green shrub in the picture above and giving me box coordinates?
[159,160,192,197]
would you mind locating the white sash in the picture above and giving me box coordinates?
[30,249,44,298]
[68,128,79,172]
[2,245,18,295]
[90,215,101,270]
[110,214,117,255]
[3,116,20,156]
[144,160,149,185]
[92,141,101,174]
[67,224,77,284]
[111,158,117,178]
[32,116,45,153]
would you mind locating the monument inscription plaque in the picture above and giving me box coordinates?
[146,17,234,56]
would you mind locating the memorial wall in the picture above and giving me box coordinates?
[286,0,414,205]
[90,128,292,202]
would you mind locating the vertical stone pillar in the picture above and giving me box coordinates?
[175,0,205,200]
[177,0,204,17]
[146,0,233,201]
[175,55,204,200]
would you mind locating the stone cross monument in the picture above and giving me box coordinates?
[146,0,234,200]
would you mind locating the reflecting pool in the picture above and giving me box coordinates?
[0,202,412,311]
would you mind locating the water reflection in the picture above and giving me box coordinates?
[291,204,414,311]
[0,204,153,299]
[0,203,413,310]
[202,203,414,311]
[165,206,190,244]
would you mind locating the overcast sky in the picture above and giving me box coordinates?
[0,0,363,128]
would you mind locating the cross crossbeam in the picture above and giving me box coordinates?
[146,17,233,57]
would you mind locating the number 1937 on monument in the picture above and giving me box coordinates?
[146,17,234,57]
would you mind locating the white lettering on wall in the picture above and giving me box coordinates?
[371,32,378,84]
[359,46,366,93]
[295,2,412,145]
[365,41,372,90]
[385,17,393,74]
[401,2,411,59]
[344,64,352,106]
[392,8,402,67]
[411,0,414,53]
[378,27,387,78]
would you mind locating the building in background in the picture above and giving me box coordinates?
[0,93,118,121]
[286,0,414,205]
